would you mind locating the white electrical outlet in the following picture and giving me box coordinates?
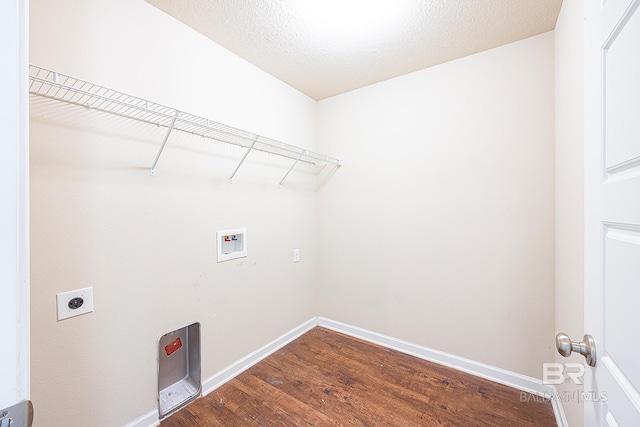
[57,287,94,321]
[293,248,300,263]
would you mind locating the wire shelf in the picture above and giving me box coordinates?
[28,64,342,183]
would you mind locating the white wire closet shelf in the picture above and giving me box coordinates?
[28,64,342,185]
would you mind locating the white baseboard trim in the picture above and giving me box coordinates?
[122,317,318,427]
[317,317,554,397]
[124,316,566,427]
[201,317,318,395]
[121,409,159,427]
[318,317,568,425]
[551,395,569,427]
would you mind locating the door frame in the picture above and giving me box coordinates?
[0,0,30,409]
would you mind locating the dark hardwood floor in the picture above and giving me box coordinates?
[161,327,556,426]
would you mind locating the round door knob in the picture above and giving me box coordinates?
[555,332,597,367]
[556,333,574,357]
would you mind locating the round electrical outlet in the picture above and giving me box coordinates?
[68,297,84,310]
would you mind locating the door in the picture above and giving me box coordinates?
[0,0,29,412]
[584,0,640,425]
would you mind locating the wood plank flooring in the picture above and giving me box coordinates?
[161,327,556,426]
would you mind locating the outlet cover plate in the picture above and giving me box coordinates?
[57,287,94,321]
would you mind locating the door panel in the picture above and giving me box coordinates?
[603,225,640,389]
[604,5,640,171]
[604,4,640,172]
[585,0,640,425]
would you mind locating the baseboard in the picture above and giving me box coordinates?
[551,394,569,427]
[201,317,318,395]
[121,409,159,427]
[316,318,567,426]
[122,317,318,427]
[317,317,554,397]
[124,316,566,427]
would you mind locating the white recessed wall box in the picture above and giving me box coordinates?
[217,228,247,262]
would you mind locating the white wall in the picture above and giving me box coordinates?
[29,1,319,426]
[317,32,556,378]
[554,0,585,425]
[0,0,29,410]
[30,1,569,423]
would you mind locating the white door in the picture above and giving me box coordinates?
[584,0,640,425]
[0,0,29,413]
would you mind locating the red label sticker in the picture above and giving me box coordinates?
[164,337,182,356]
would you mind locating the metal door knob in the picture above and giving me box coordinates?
[556,333,597,367]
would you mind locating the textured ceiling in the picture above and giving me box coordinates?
[146,0,562,100]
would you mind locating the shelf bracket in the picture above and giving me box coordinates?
[278,149,305,187]
[229,135,259,184]
[150,110,180,176]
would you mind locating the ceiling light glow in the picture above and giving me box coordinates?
[291,0,414,48]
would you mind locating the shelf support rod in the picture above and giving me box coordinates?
[229,135,259,184]
[150,111,180,176]
[278,150,305,187]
